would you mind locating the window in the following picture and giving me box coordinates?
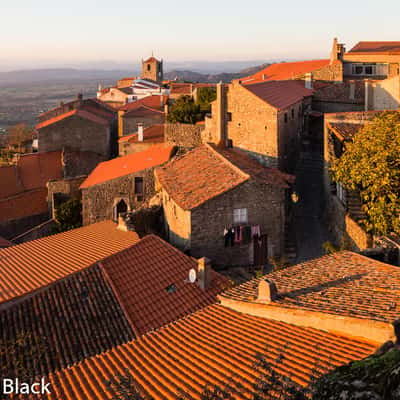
[227,112,232,121]
[291,109,294,119]
[233,208,248,224]
[134,177,144,195]
[351,64,376,75]
[365,65,374,75]
[147,64,151,71]
[284,113,288,123]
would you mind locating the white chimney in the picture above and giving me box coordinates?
[305,73,313,89]
[257,279,278,303]
[138,123,144,142]
[197,257,212,290]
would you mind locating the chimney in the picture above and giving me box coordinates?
[197,257,212,290]
[257,279,278,303]
[305,73,313,89]
[216,81,227,146]
[349,80,355,100]
[262,74,267,81]
[164,103,169,115]
[137,123,144,142]
[330,37,345,64]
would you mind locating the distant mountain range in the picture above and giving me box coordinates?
[0,63,270,87]
[165,63,270,83]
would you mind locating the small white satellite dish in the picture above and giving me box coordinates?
[188,268,197,283]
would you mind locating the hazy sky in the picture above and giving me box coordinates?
[1,0,399,70]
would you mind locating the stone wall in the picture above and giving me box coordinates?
[47,176,86,218]
[120,113,165,136]
[161,190,191,251]
[202,82,307,171]
[164,123,203,147]
[0,212,49,240]
[62,149,104,177]
[309,62,343,82]
[82,168,157,225]
[345,214,373,250]
[184,180,285,266]
[119,141,155,157]
[38,115,111,158]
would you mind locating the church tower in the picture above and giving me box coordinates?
[141,55,163,82]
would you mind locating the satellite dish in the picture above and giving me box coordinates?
[188,268,197,283]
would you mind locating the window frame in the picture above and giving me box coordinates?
[233,208,248,224]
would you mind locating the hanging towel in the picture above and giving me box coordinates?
[234,226,242,244]
[251,225,261,237]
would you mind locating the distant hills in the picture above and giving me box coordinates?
[164,63,270,83]
[0,62,270,87]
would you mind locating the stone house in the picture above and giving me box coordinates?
[155,143,294,266]
[202,80,313,172]
[118,124,165,156]
[342,41,400,80]
[118,95,167,137]
[36,95,118,159]
[81,144,175,225]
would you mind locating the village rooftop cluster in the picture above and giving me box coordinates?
[0,38,399,398]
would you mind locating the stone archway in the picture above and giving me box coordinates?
[113,198,129,221]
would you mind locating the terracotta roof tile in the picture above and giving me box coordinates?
[244,80,314,110]
[32,304,375,399]
[0,264,134,380]
[0,188,48,222]
[170,83,193,95]
[0,151,63,199]
[241,59,332,84]
[156,144,292,210]
[0,221,139,305]
[80,144,174,189]
[119,95,168,112]
[328,122,364,141]
[348,41,400,54]
[314,80,365,104]
[100,235,230,336]
[36,109,109,130]
[221,251,400,323]
[118,124,165,143]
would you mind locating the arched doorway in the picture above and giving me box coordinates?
[113,199,128,221]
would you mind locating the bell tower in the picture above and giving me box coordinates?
[141,54,163,82]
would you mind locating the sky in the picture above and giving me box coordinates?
[1,0,399,71]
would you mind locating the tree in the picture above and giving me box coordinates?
[331,111,400,236]
[6,123,34,152]
[167,96,202,124]
[196,87,217,114]
[54,197,82,232]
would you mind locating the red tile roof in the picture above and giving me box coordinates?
[144,56,159,63]
[118,124,165,143]
[156,144,293,210]
[244,80,314,110]
[123,105,165,118]
[348,41,400,54]
[0,151,63,199]
[34,304,375,400]
[221,251,400,323]
[36,109,109,130]
[0,188,49,222]
[81,144,174,189]
[119,95,168,112]
[0,220,139,305]
[328,122,364,141]
[241,59,332,84]
[0,264,134,380]
[170,82,193,95]
[100,234,230,335]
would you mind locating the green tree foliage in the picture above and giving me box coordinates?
[196,87,217,114]
[54,197,82,233]
[331,112,400,236]
[167,96,202,124]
